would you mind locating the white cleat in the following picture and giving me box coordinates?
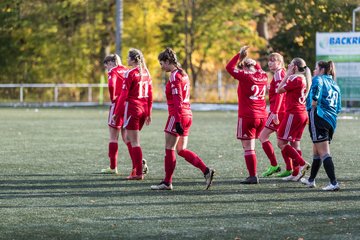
[282,172,302,182]
[101,167,118,175]
[151,181,173,190]
[322,182,340,191]
[300,178,316,188]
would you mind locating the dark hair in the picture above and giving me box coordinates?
[103,54,121,65]
[158,47,184,74]
[317,60,336,79]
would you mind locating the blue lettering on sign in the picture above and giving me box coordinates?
[329,36,360,45]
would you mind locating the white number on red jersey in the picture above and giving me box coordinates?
[138,81,149,98]
[183,83,190,103]
[249,85,266,100]
[299,87,306,104]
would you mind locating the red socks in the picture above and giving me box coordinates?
[262,141,277,167]
[132,146,143,175]
[281,151,293,171]
[126,142,135,169]
[281,145,306,176]
[164,149,176,184]
[178,149,207,174]
[108,142,118,169]
[244,150,257,177]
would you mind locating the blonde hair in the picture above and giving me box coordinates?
[292,57,312,98]
[128,48,146,80]
[269,52,285,68]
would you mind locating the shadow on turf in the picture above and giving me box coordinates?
[1,178,359,202]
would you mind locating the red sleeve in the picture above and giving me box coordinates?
[226,53,245,80]
[172,75,183,122]
[114,72,131,118]
[108,72,116,102]
[273,92,285,114]
[147,80,153,116]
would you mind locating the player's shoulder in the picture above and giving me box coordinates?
[274,68,285,81]
[288,74,304,82]
[125,67,138,78]
[170,69,185,82]
[116,65,128,74]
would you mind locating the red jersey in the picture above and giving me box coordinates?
[115,66,153,117]
[226,53,268,118]
[269,68,286,113]
[166,69,192,122]
[283,74,307,113]
[107,65,128,103]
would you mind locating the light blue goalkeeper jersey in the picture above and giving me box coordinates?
[306,75,341,130]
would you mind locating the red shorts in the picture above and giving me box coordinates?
[264,112,285,131]
[164,115,192,137]
[108,102,123,129]
[278,112,308,142]
[123,102,148,131]
[237,117,266,140]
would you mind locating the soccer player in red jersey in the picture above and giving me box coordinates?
[277,57,312,182]
[260,53,293,178]
[151,48,215,190]
[113,48,152,180]
[226,46,268,184]
[101,54,130,175]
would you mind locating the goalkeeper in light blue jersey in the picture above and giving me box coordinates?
[301,60,342,191]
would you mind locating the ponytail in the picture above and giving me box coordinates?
[292,57,312,98]
[304,66,312,98]
[328,61,336,80]
[129,48,146,81]
[114,54,122,65]
[317,60,336,81]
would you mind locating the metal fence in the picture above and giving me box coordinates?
[0,83,239,106]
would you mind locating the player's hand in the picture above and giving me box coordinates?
[145,116,151,126]
[239,46,249,59]
[287,63,295,75]
[112,114,117,121]
[273,113,280,125]
[175,122,184,135]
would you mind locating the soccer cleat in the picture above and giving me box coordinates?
[276,170,292,177]
[240,176,259,184]
[282,172,302,182]
[101,167,118,175]
[126,174,144,180]
[322,182,340,191]
[126,169,136,179]
[262,165,281,177]
[204,168,215,190]
[151,181,173,190]
[300,178,316,188]
[299,162,311,178]
[142,159,149,175]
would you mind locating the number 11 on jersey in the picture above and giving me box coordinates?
[138,81,149,98]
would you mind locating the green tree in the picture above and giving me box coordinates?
[266,0,358,68]
[159,0,267,97]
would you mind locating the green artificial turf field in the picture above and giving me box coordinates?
[0,108,359,239]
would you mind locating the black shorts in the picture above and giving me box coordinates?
[308,107,334,143]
